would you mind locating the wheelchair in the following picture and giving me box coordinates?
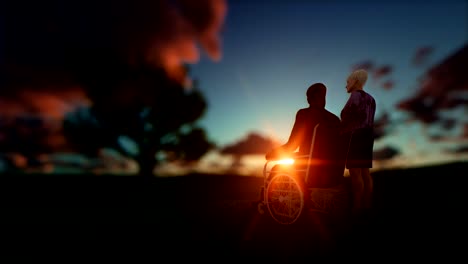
[257,124,352,225]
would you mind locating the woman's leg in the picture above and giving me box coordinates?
[349,168,363,210]
[361,168,373,209]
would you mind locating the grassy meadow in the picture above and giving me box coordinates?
[2,161,466,260]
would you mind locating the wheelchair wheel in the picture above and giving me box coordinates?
[266,173,305,225]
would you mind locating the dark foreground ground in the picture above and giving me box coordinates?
[2,162,467,261]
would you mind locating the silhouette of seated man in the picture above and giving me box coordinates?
[265,83,346,188]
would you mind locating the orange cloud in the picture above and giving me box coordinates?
[0,87,90,120]
[145,0,227,82]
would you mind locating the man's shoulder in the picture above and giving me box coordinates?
[324,109,340,120]
[319,111,341,134]
[296,108,310,116]
[299,107,339,121]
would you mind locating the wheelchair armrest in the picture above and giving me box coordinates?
[293,153,310,159]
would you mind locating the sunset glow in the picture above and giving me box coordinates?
[275,158,295,165]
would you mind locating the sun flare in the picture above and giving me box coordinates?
[275,158,295,165]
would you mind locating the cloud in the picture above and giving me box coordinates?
[373,112,391,140]
[220,132,281,156]
[428,134,444,142]
[412,46,434,66]
[446,145,468,154]
[462,123,468,139]
[396,44,468,125]
[396,97,440,124]
[437,96,468,110]
[2,0,227,112]
[373,145,400,161]
[372,65,393,80]
[440,118,457,130]
[381,80,394,90]
[170,0,227,61]
[0,115,66,155]
[1,0,227,155]
[0,88,90,120]
[350,60,395,90]
[351,60,374,72]
[428,122,468,143]
[3,0,226,79]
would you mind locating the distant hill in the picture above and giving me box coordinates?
[371,160,468,178]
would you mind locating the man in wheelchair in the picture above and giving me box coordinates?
[255,83,349,225]
[265,82,344,188]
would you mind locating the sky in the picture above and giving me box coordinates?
[0,0,467,175]
[187,0,468,172]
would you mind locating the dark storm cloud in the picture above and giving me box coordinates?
[441,118,457,130]
[396,44,468,125]
[454,122,468,140]
[437,96,468,110]
[429,120,468,143]
[412,46,434,67]
[351,61,394,90]
[372,65,393,80]
[445,145,468,154]
[0,87,90,119]
[351,60,374,72]
[396,97,440,124]
[1,0,227,154]
[428,134,445,142]
[373,146,400,161]
[373,112,391,140]
[381,80,394,90]
[1,0,227,115]
[3,0,226,76]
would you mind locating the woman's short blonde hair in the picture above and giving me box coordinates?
[348,69,368,87]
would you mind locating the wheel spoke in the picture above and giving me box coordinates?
[266,174,304,224]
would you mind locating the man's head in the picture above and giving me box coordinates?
[346,69,368,93]
[306,82,326,108]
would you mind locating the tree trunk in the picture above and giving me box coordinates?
[136,146,157,177]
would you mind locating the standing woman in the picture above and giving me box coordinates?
[340,69,376,217]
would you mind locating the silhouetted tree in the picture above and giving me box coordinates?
[63,63,214,176]
[3,0,225,174]
[63,107,106,157]
[0,116,56,170]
